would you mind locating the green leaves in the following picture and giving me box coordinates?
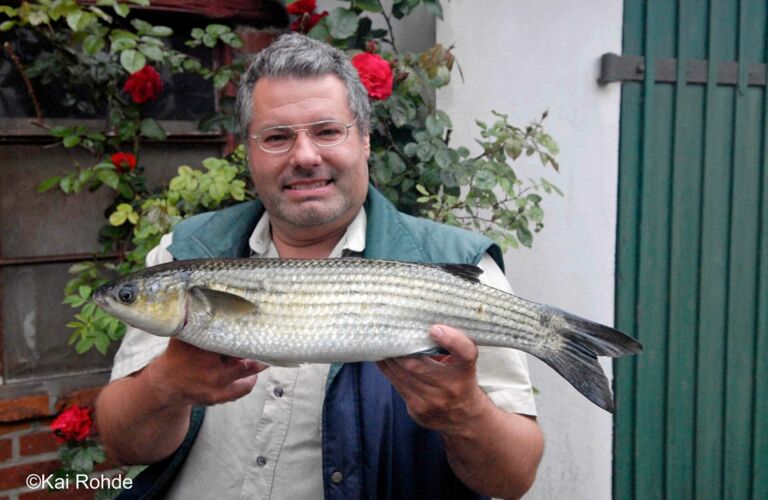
[188,24,243,49]
[386,105,561,251]
[120,48,145,72]
[140,118,166,140]
[97,169,120,189]
[109,203,139,226]
[66,10,95,32]
[392,0,421,19]
[328,8,359,38]
[425,111,451,138]
[353,0,384,13]
[168,152,249,211]
[83,33,105,55]
[63,262,126,356]
[59,440,107,473]
[36,176,63,193]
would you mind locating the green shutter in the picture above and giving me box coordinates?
[614,1,768,499]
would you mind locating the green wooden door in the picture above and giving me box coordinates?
[613,1,767,499]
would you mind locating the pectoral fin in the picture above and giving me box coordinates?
[190,287,259,318]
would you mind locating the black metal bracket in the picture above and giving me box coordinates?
[599,52,767,86]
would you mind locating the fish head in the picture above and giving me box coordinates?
[93,271,189,336]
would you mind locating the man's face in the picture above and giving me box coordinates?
[247,74,370,235]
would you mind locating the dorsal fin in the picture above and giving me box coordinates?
[436,263,484,283]
[190,287,259,317]
[340,249,364,258]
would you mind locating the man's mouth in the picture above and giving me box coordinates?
[285,179,332,190]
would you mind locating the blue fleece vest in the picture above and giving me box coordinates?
[166,185,502,500]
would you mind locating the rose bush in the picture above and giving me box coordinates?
[351,52,394,100]
[123,65,164,104]
[49,405,107,481]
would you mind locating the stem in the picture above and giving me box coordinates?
[376,0,399,54]
[4,41,45,126]
[383,118,417,169]
[455,214,496,224]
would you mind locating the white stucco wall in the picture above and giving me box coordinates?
[437,2,623,499]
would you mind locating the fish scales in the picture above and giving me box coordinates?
[227,273,529,355]
[94,257,642,412]
[168,261,546,358]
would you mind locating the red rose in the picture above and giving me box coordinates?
[50,405,92,444]
[111,152,137,173]
[123,65,163,104]
[286,0,316,15]
[351,53,393,100]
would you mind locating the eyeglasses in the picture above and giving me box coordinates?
[250,119,357,154]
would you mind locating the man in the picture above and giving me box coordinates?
[96,33,543,499]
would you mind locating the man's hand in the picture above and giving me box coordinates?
[147,338,269,407]
[377,324,543,498]
[97,338,268,465]
[376,324,491,434]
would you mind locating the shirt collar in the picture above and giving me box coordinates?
[248,208,367,258]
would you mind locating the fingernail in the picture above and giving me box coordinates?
[430,325,445,338]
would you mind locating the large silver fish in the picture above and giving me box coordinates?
[93,258,642,412]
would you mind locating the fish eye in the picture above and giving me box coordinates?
[117,284,137,304]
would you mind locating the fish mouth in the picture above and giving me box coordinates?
[92,285,110,308]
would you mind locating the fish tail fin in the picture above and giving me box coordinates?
[535,307,642,413]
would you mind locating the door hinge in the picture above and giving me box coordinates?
[598,52,767,86]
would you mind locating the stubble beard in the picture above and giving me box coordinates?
[271,195,351,228]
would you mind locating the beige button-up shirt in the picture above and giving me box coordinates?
[111,208,536,499]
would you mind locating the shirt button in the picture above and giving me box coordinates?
[273,386,284,398]
[330,471,343,485]
[256,456,267,467]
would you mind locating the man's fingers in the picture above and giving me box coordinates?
[241,359,270,373]
[219,373,261,403]
[429,325,478,363]
[377,360,433,404]
[378,358,445,397]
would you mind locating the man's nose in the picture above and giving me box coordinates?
[290,130,322,164]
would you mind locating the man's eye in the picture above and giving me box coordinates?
[314,125,343,138]
[263,132,291,143]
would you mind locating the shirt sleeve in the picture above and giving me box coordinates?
[109,233,174,381]
[474,254,538,416]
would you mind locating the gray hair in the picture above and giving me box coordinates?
[235,33,371,141]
